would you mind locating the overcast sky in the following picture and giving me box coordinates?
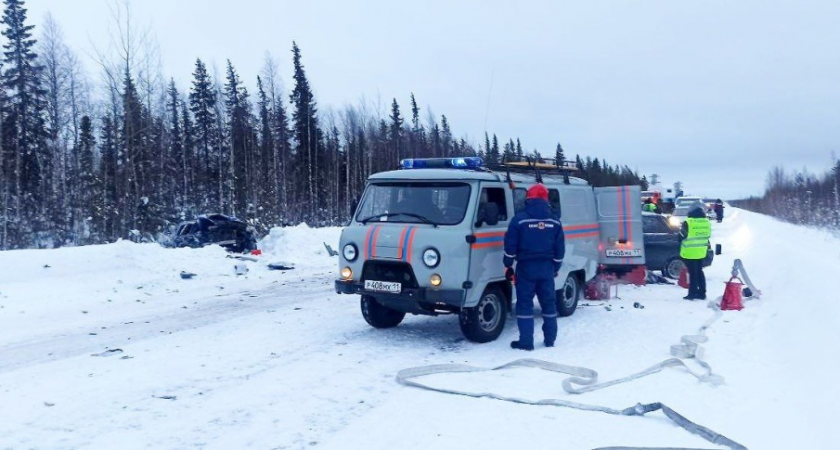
[28,0,840,199]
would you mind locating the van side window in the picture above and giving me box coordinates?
[513,188,527,213]
[548,189,561,217]
[480,187,508,222]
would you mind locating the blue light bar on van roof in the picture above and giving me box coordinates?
[399,157,484,170]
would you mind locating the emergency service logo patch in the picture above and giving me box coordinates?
[528,221,554,229]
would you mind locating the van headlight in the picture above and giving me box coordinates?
[422,248,440,268]
[343,244,358,261]
[668,216,680,228]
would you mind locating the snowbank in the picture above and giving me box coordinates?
[258,224,341,269]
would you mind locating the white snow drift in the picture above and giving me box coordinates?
[0,211,838,449]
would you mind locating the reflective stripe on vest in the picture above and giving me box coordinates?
[680,217,711,260]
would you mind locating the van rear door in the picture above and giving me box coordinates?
[594,186,646,266]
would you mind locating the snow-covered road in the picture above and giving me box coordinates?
[1,210,838,449]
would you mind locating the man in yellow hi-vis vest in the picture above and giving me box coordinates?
[680,206,711,300]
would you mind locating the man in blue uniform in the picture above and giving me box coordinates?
[504,184,565,351]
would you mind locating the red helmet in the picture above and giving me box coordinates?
[526,183,549,201]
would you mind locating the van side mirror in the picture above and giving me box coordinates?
[476,203,500,227]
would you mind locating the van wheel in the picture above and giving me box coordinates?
[459,286,507,343]
[556,273,580,317]
[361,296,405,329]
[663,257,686,279]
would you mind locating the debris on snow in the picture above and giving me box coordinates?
[268,262,295,271]
[91,349,123,357]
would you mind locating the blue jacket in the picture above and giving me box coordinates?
[504,199,565,271]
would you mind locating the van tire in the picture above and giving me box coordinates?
[361,296,405,329]
[556,273,580,317]
[663,257,686,279]
[459,286,507,343]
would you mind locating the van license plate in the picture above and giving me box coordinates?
[606,249,642,258]
[365,280,401,293]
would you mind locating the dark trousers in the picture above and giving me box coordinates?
[684,258,706,298]
[715,211,723,223]
[514,260,558,347]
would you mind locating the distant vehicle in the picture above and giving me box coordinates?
[702,198,718,219]
[643,212,713,278]
[667,206,691,228]
[675,196,703,208]
[169,214,257,253]
[641,190,661,204]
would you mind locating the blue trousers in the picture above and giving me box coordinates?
[514,260,558,347]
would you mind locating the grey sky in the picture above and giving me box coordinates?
[28,0,840,199]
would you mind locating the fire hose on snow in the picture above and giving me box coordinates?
[396,261,763,450]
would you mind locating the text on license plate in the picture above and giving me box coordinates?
[606,248,643,258]
[364,280,402,293]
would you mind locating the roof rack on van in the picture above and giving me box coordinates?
[490,155,579,185]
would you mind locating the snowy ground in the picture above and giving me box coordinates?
[1,210,838,449]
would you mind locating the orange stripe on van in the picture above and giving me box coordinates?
[471,242,505,249]
[567,231,600,239]
[363,226,373,260]
[397,226,409,259]
[371,226,382,259]
[474,231,506,238]
[405,227,419,262]
[564,223,600,231]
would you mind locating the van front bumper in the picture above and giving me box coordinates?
[335,280,465,314]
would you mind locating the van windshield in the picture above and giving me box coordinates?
[356,182,472,226]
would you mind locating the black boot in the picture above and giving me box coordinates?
[510,340,534,351]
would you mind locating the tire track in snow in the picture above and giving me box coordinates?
[0,274,336,373]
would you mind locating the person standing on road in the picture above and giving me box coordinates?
[643,198,657,212]
[503,184,565,351]
[680,206,712,300]
[714,199,724,223]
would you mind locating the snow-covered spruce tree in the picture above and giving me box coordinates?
[389,98,403,167]
[255,75,276,225]
[76,115,95,243]
[222,60,252,218]
[179,99,194,216]
[440,115,452,158]
[555,143,565,165]
[188,58,218,211]
[166,79,186,211]
[119,72,145,237]
[1,0,47,249]
[289,41,318,223]
[409,93,424,159]
[269,72,291,223]
[98,114,117,239]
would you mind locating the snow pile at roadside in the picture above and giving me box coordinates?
[258,224,341,269]
[0,225,340,346]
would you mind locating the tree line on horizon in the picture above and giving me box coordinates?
[731,161,840,231]
[0,0,647,250]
